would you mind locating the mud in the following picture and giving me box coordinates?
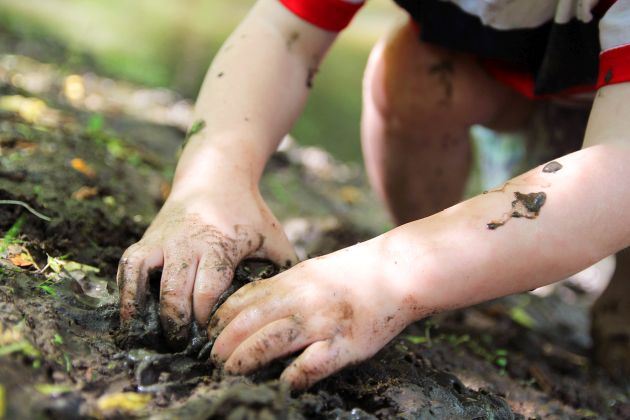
[306,67,318,89]
[542,161,563,173]
[0,34,629,419]
[487,191,547,230]
[118,259,277,353]
[286,31,300,51]
[428,59,454,106]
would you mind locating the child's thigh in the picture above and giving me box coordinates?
[365,19,533,131]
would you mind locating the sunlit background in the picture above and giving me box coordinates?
[0,0,406,162]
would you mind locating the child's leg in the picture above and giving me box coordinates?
[360,18,533,225]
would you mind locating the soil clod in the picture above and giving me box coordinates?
[487,191,547,230]
[543,161,563,173]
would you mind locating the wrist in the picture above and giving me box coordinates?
[169,143,261,200]
[377,219,447,322]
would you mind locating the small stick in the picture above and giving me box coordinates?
[0,200,52,221]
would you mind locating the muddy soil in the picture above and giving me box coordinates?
[0,36,629,419]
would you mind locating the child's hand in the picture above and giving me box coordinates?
[117,184,296,348]
[209,238,423,389]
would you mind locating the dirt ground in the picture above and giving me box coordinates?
[0,31,629,419]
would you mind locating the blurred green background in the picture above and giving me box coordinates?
[0,0,405,162]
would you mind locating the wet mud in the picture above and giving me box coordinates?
[487,191,547,230]
[0,37,628,419]
[542,161,563,174]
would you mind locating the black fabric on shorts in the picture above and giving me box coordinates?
[393,0,601,95]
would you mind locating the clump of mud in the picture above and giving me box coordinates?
[116,259,279,353]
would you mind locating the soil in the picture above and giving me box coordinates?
[0,31,629,420]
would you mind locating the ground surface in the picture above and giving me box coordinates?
[0,34,629,420]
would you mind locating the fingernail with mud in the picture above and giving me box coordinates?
[206,315,223,341]
[211,352,225,367]
[162,317,190,351]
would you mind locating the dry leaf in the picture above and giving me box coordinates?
[337,186,363,204]
[9,253,33,267]
[160,181,171,201]
[97,392,151,413]
[70,158,96,178]
[71,186,98,201]
[0,383,5,419]
[14,140,38,152]
[64,74,85,103]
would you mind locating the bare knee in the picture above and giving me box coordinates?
[362,19,529,136]
[362,20,452,130]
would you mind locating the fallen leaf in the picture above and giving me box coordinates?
[64,74,85,103]
[103,196,116,206]
[509,307,536,329]
[9,253,33,267]
[14,140,38,152]
[34,383,74,396]
[46,254,65,274]
[160,181,171,201]
[0,323,23,346]
[405,335,429,345]
[37,284,57,296]
[71,186,98,201]
[0,384,5,419]
[0,95,46,122]
[337,186,363,204]
[97,392,151,413]
[70,158,96,178]
[63,261,99,273]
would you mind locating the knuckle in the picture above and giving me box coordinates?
[194,287,222,304]
[201,258,234,277]
[160,305,190,328]
[249,335,272,358]
[120,242,148,260]
[160,286,182,302]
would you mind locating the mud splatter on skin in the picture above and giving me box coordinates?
[483,172,552,195]
[286,31,300,50]
[542,161,563,173]
[203,259,280,358]
[306,67,318,89]
[428,59,454,106]
[487,191,547,230]
[117,212,272,350]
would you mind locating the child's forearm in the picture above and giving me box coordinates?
[383,82,630,319]
[172,0,337,195]
[386,144,630,318]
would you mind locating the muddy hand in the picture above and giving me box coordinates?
[209,239,420,389]
[117,191,297,349]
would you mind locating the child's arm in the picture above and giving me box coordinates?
[210,82,630,388]
[118,0,339,346]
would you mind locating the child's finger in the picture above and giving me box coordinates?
[192,252,235,326]
[117,243,163,321]
[280,338,350,389]
[224,316,314,374]
[248,226,299,269]
[208,278,275,333]
[210,290,295,362]
[159,248,199,349]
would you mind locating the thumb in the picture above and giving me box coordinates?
[249,225,298,270]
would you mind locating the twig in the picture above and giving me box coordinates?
[0,200,52,221]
